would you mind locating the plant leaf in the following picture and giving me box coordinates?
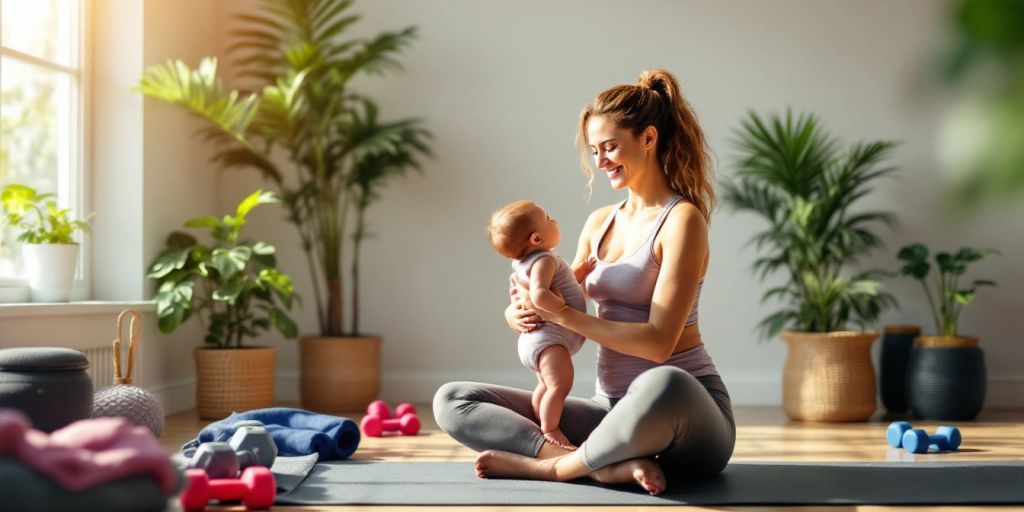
[211,246,253,279]
[270,307,298,338]
[147,248,191,279]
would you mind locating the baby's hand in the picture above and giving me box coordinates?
[573,256,598,284]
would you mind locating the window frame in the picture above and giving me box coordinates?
[0,0,90,301]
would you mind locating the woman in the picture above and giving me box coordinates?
[433,69,734,495]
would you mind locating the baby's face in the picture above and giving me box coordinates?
[532,206,561,249]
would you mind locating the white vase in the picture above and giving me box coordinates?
[22,243,79,302]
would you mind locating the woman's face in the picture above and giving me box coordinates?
[586,115,650,190]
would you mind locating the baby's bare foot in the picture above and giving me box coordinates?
[542,429,577,450]
[592,457,667,495]
[474,450,556,480]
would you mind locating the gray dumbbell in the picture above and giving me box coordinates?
[188,423,277,478]
[230,424,277,468]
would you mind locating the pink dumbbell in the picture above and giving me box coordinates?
[366,400,416,420]
[180,467,276,510]
[361,410,420,437]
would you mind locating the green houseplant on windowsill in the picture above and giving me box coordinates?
[896,243,997,420]
[722,110,899,422]
[147,190,298,419]
[1,183,91,303]
[135,0,432,412]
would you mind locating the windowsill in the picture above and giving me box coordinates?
[0,300,155,318]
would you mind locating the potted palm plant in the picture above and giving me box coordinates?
[148,190,298,419]
[722,110,898,422]
[897,243,997,420]
[135,0,431,412]
[1,184,90,302]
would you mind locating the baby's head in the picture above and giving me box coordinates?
[488,200,561,259]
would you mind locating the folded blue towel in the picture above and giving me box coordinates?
[180,407,360,461]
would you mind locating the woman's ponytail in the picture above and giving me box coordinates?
[638,69,715,223]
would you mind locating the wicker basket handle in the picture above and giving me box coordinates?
[112,309,143,385]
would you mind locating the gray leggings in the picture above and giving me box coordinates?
[433,366,736,477]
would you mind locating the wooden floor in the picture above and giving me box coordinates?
[161,405,1024,512]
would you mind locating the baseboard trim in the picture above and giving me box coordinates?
[149,377,196,415]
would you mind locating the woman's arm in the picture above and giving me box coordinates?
[528,203,708,363]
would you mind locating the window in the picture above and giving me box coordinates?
[0,0,86,298]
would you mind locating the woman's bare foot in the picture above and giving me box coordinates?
[542,429,577,450]
[592,457,667,495]
[476,449,666,495]
[475,450,556,480]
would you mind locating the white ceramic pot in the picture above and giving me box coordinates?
[22,243,79,302]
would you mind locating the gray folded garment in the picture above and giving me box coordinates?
[0,459,178,512]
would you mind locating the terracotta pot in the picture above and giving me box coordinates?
[193,346,276,420]
[781,330,878,422]
[300,336,380,413]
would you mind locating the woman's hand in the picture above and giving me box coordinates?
[510,274,565,322]
[505,274,543,333]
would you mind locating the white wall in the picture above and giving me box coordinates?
[210,0,1021,408]
[136,0,225,412]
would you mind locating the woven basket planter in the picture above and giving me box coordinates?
[300,336,380,413]
[194,346,276,420]
[781,330,878,422]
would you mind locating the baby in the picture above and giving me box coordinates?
[488,200,593,449]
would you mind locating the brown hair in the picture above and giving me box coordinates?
[576,68,716,223]
[488,200,541,259]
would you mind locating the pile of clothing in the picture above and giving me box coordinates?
[0,408,180,512]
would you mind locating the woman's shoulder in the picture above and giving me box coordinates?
[663,199,708,237]
[581,203,618,233]
[587,202,619,223]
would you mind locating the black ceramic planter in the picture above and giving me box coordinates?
[907,344,986,421]
[878,325,921,413]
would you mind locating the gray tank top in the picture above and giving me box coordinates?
[584,196,719,399]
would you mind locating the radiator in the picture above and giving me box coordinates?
[82,345,115,390]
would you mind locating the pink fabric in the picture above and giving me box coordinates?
[0,409,175,493]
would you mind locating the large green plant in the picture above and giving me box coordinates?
[936,0,1024,204]
[897,243,998,337]
[1,183,90,244]
[136,0,431,337]
[147,190,298,349]
[722,111,898,338]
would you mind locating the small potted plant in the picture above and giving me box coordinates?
[147,190,298,419]
[723,110,899,422]
[1,184,91,302]
[897,243,997,420]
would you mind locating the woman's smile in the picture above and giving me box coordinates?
[606,165,623,181]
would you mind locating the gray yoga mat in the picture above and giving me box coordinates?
[275,460,1024,505]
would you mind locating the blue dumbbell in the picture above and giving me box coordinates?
[886,421,913,448]
[886,421,961,453]
[903,426,961,453]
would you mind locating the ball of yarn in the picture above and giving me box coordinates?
[93,384,164,437]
